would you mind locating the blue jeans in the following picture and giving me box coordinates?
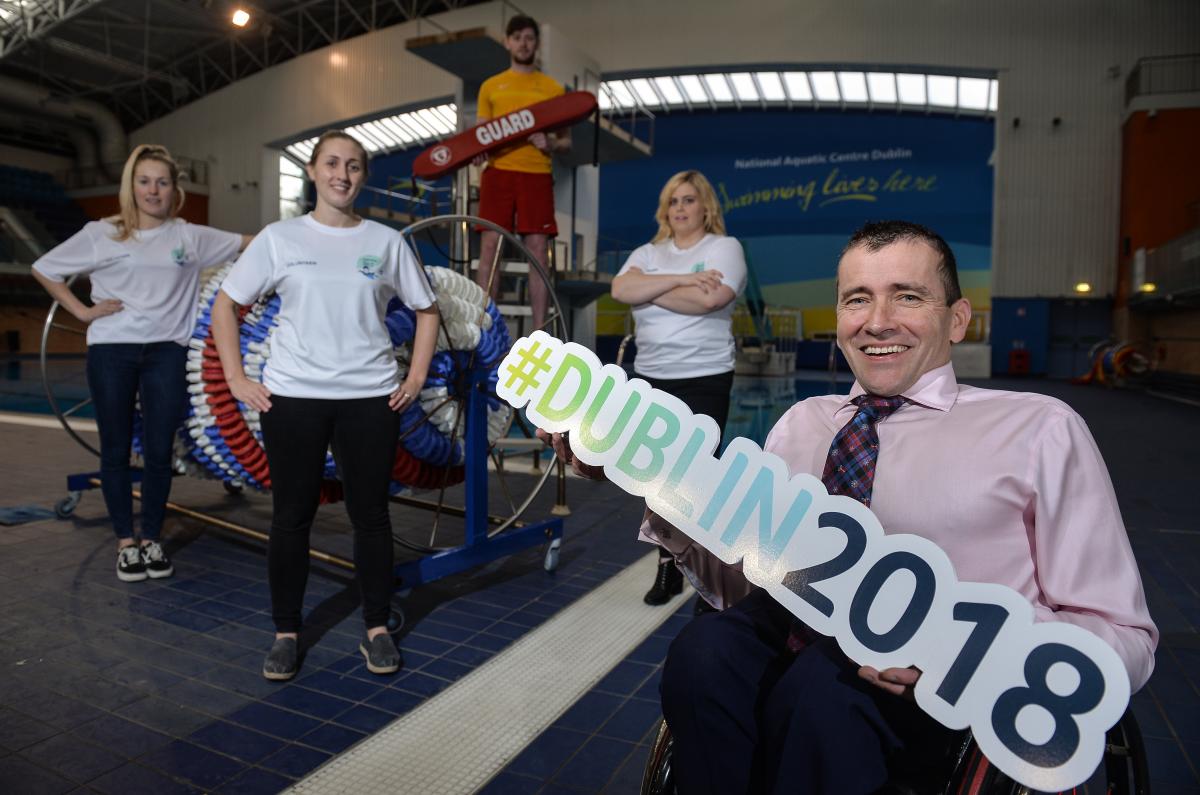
[86,342,188,541]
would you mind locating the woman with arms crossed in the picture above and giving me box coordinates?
[33,144,250,583]
[610,170,746,607]
[213,131,439,680]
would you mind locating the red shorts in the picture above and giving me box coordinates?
[477,167,557,236]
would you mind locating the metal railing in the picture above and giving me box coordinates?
[1125,54,1200,105]
[1136,227,1200,301]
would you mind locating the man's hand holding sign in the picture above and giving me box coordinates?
[512,221,1156,794]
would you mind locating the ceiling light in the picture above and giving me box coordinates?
[231,8,250,27]
[1074,282,1093,294]
[1139,282,1157,293]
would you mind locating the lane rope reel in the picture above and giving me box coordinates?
[133,264,512,501]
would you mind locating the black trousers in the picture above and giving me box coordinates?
[641,370,734,562]
[260,394,399,633]
[661,588,958,795]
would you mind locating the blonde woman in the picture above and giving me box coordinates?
[610,170,747,607]
[213,131,439,681]
[32,144,250,582]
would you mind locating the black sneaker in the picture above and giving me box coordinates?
[262,637,299,681]
[139,540,174,579]
[644,558,683,605]
[117,545,147,582]
[359,633,402,675]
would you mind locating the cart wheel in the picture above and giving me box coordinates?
[55,491,82,519]
[388,215,569,554]
[223,480,244,496]
[544,537,561,572]
[387,609,406,636]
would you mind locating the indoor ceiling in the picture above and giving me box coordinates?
[0,0,486,150]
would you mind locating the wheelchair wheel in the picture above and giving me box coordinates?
[640,718,675,795]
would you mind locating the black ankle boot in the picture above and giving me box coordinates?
[644,557,683,605]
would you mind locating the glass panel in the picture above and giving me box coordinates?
[756,72,786,101]
[809,71,840,101]
[837,71,868,102]
[782,71,812,101]
[679,74,708,102]
[896,73,926,104]
[867,72,897,103]
[655,76,684,104]
[958,77,990,110]
[703,73,733,102]
[729,72,759,101]
[927,74,957,107]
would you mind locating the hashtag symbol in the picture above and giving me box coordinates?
[504,341,554,396]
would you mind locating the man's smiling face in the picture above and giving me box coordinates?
[835,238,972,397]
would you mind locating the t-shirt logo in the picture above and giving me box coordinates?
[691,261,706,273]
[357,255,384,280]
[172,246,188,267]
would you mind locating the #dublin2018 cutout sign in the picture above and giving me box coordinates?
[497,332,1130,792]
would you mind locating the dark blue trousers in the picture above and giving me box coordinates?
[661,588,957,795]
[86,342,188,541]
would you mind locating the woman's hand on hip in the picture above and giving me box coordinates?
[229,376,272,413]
[81,299,123,323]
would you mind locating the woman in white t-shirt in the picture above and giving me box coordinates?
[32,144,249,584]
[212,130,440,682]
[611,170,747,608]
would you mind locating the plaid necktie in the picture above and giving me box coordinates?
[785,394,906,652]
[821,395,907,507]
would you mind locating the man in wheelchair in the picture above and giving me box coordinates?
[544,221,1157,794]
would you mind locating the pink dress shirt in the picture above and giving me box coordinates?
[641,362,1158,691]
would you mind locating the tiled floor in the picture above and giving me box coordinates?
[1,369,1199,794]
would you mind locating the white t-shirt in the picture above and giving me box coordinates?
[617,234,747,379]
[33,218,242,346]
[220,214,436,400]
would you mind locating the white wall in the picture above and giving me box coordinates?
[136,0,1200,298]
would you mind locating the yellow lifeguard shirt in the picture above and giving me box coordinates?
[476,69,565,174]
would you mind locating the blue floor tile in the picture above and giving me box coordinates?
[483,621,529,640]
[594,660,657,696]
[625,633,672,665]
[411,620,476,643]
[258,744,330,778]
[214,766,294,794]
[188,721,287,763]
[88,761,201,795]
[506,726,589,780]
[263,686,356,720]
[331,704,397,733]
[464,632,514,653]
[19,732,126,784]
[225,702,322,741]
[298,722,366,754]
[364,686,425,715]
[477,770,545,794]
[394,670,452,697]
[140,739,247,789]
[102,660,185,693]
[0,753,76,794]
[444,644,495,667]
[115,696,214,737]
[398,634,456,656]
[553,691,624,733]
[420,657,476,682]
[70,714,172,758]
[597,698,663,743]
[4,691,106,732]
[294,669,385,702]
[160,678,253,716]
[551,736,638,793]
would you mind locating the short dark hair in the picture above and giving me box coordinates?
[506,14,539,38]
[841,220,962,304]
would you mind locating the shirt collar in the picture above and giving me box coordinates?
[838,361,959,416]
